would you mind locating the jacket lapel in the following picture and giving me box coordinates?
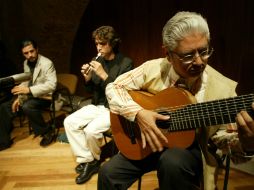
[32,55,41,84]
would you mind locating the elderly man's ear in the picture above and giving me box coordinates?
[162,46,172,62]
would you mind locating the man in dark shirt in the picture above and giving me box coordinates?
[64,26,133,184]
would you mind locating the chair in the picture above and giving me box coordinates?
[136,154,230,190]
[102,129,118,158]
[49,73,78,137]
[102,130,142,190]
[202,139,232,190]
[17,73,79,136]
[221,153,231,190]
[125,136,232,190]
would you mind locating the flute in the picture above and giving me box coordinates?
[81,52,101,75]
[94,52,101,60]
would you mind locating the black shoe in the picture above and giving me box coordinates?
[0,140,13,151]
[75,160,101,184]
[75,163,87,174]
[40,128,55,147]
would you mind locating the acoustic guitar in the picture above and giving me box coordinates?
[110,87,254,160]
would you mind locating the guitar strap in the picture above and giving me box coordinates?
[129,123,137,144]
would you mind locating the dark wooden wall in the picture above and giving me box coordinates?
[1,0,254,96]
[0,0,89,74]
[71,0,254,96]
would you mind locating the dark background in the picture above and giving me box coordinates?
[1,0,254,96]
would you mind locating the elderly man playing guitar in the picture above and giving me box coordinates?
[98,11,254,190]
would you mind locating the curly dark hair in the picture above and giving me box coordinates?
[92,26,121,53]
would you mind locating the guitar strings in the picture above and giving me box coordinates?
[155,94,254,131]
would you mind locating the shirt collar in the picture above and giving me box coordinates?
[167,62,181,87]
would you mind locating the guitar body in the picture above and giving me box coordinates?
[110,87,198,160]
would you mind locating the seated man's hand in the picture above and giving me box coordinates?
[11,86,30,95]
[136,109,169,152]
[11,98,20,113]
[236,103,254,152]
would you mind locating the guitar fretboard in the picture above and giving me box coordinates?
[157,94,254,131]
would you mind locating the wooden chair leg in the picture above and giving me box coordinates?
[18,111,33,135]
[138,176,142,190]
[48,97,59,141]
[28,121,32,134]
[19,114,23,128]
[102,130,118,157]
[223,154,231,190]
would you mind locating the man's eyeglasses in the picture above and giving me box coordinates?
[170,47,214,65]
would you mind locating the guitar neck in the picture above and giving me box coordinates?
[157,94,254,131]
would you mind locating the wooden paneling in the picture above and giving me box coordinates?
[71,0,254,96]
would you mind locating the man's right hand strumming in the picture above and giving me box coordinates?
[136,109,169,152]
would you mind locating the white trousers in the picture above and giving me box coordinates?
[64,104,110,163]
